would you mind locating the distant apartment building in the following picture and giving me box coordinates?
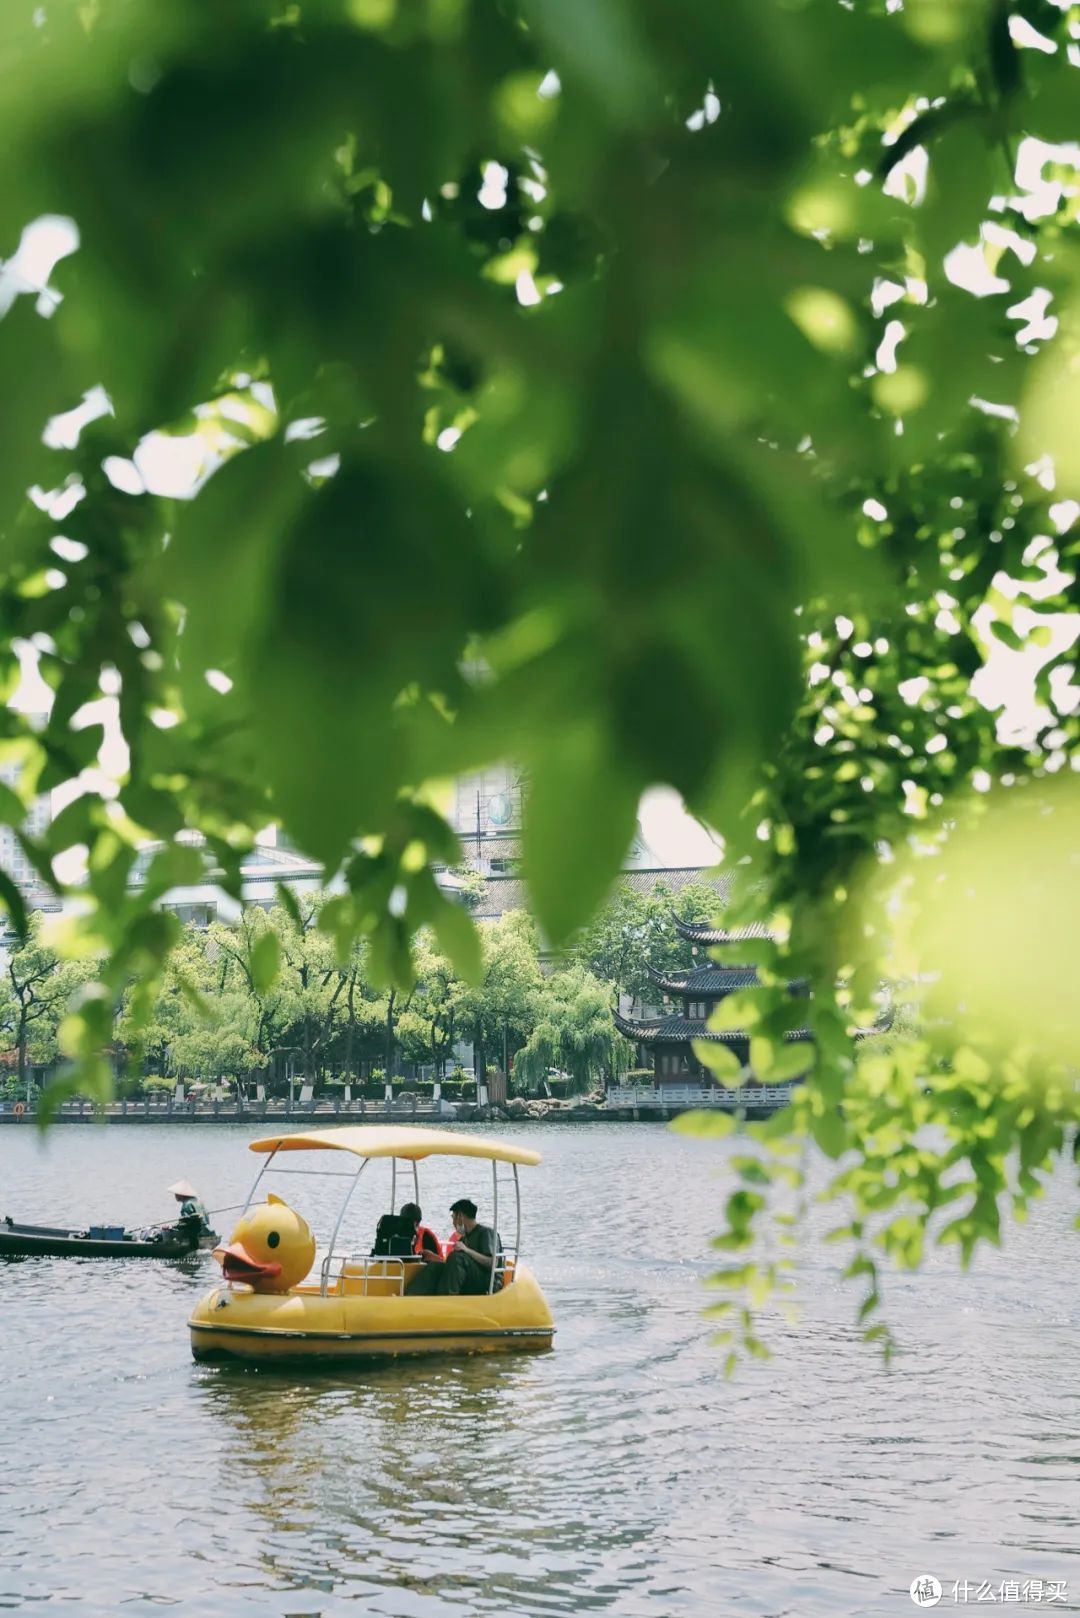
[126,832,327,927]
[0,726,56,908]
[446,765,722,923]
[0,773,50,883]
[450,766,524,875]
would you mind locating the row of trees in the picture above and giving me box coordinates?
[1,880,720,1101]
[8,0,1080,1359]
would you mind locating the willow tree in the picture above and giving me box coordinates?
[1,0,1078,1351]
[515,965,631,1095]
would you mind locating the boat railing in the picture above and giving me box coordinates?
[493,1252,516,1287]
[605,1082,797,1110]
[318,1251,415,1298]
[317,1246,519,1297]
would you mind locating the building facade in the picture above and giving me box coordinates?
[614,916,809,1085]
[615,916,889,1092]
[127,833,328,926]
[0,747,58,922]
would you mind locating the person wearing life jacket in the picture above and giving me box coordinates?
[406,1197,503,1296]
[398,1202,443,1262]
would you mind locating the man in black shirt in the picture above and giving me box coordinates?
[406,1197,502,1295]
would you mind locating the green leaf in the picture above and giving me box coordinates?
[37,1057,113,1129]
[140,842,206,901]
[522,720,639,944]
[0,869,28,939]
[989,619,1024,651]
[669,1109,736,1138]
[811,1108,849,1160]
[250,452,486,866]
[711,993,762,1031]
[250,931,281,995]
[876,96,983,181]
[162,439,299,701]
[987,0,1022,100]
[857,1290,881,1324]
[431,896,481,985]
[762,1041,814,1082]
[0,782,25,825]
[691,1039,745,1086]
[275,882,304,931]
[175,973,213,1020]
[519,0,657,125]
[44,795,99,856]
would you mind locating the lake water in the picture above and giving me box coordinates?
[1,1120,1078,1617]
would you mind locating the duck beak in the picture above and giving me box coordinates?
[213,1241,283,1284]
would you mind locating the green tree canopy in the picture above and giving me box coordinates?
[1,0,1079,1347]
[571,879,723,1002]
[1,916,92,1086]
[515,964,632,1095]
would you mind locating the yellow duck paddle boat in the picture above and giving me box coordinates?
[188,1125,554,1365]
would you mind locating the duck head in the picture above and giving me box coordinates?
[213,1195,315,1293]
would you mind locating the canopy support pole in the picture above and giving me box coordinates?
[321,1159,369,1297]
[241,1145,280,1216]
[489,1158,499,1294]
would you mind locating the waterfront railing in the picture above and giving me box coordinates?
[605,1083,794,1111]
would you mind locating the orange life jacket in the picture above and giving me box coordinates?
[413,1224,443,1259]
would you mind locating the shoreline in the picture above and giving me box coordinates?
[0,1099,776,1127]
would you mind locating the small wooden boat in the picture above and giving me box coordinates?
[0,1216,205,1260]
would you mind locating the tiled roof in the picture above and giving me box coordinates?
[615,1009,889,1045]
[646,963,761,994]
[614,1010,815,1045]
[673,916,776,945]
[646,964,811,997]
[471,877,529,918]
[621,868,731,899]
[460,833,521,860]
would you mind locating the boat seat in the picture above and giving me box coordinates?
[321,1256,517,1296]
[336,1259,416,1297]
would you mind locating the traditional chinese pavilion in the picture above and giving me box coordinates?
[613,916,810,1086]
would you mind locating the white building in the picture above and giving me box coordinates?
[0,747,54,901]
[126,832,328,926]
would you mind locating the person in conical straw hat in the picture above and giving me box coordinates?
[169,1180,213,1244]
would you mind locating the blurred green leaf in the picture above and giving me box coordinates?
[522,719,638,943]
[670,1107,737,1139]
[250,930,281,996]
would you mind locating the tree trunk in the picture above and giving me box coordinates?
[384,989,397,1082]
[17,1011,27,1095]
[474,1027,486,1105]
[345,969,357,1080]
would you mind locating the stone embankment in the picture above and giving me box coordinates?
[0,1095,613,1126]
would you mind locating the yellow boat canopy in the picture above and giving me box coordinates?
[247,1124,542,1167]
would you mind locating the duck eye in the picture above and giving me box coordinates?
[267,1231,280,1249]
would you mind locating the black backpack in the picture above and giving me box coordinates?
[372,1214,414,1257]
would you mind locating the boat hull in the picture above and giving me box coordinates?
[189,1263,555,1364]
[0,1219,208,1260]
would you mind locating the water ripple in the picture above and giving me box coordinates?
[2,1122,1079,1614]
